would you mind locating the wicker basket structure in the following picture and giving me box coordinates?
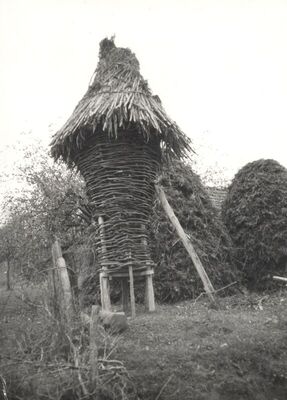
[50,38,191,310]
[74,131,160,273]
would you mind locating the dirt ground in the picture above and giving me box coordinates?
[116,293,287,400]
[1,281,287,400]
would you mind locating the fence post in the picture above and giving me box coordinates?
[51,239,75,326]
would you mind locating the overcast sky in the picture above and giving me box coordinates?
[1,0,287,185]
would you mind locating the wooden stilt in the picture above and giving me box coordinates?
[121,279,129,313]
[141,223,156,312]
[129,265,136,318]
[98,216,111,311]
[100,272,111,311]
[145,269,155,312]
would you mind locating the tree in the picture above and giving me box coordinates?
[1,139,88,282]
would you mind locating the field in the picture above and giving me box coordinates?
[1,279,287,400]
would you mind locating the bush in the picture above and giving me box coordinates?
[222,159,287,289]
[151,160,236,303]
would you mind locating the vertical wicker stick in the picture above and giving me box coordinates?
[90,305,99,383]
[98,216,111,311]
[129,265,136,318]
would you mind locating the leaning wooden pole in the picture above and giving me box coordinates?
[155,184,217,305]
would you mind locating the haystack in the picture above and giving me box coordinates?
[151,160,236,302]
[50,38,191,310]
[222,159,287,289]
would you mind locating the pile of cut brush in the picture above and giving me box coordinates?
[150,160,237,303]
[222,159,287,290]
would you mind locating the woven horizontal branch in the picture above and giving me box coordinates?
[75,132,160,273]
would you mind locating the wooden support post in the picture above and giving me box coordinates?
[98,216,111,311]
[129,265,136,318]
[89,305,100,383]
[121,279,129,313]
[155,184,217,306]
[141,223,156,312]
[100,272,111,311]
[145,272,155,312]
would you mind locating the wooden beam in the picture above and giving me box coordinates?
[155,184,217,305]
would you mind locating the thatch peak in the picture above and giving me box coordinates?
[97,37,139,70]
[99,37,116,59]
[50,37,192,164]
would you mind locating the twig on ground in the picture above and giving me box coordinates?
[214,281,238,293]
[155,374,174,400]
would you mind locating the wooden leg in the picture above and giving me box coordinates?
[129,266,136,318]
[100,272,111,311]
[121,279,129,313]
[145,269,155,312]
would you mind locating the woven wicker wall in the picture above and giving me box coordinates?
[74,130,161,274]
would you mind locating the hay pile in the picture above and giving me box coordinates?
[222,159,287,289]
[151,160,236,303]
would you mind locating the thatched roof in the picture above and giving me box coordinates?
[51,37,192,163]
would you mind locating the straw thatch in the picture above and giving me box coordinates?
[222,159,287,289]
[50,37,191,164]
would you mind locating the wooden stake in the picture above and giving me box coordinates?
[129,265,136,318]
[51,239,75,325]
[155,184,217,305]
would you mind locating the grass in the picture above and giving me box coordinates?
[115,292,287,400]
[1,280,287,399]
